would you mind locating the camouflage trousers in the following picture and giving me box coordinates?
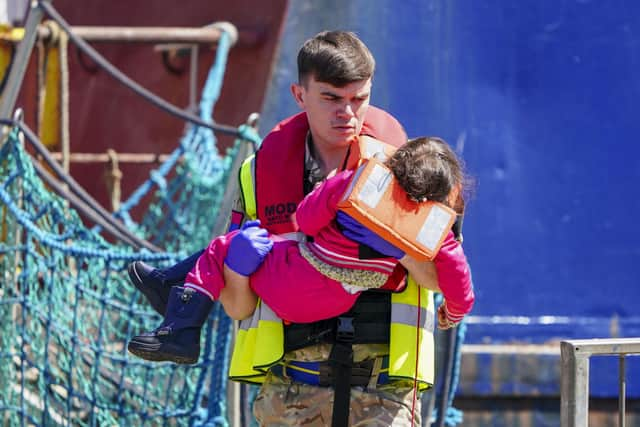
[253,372,422,427]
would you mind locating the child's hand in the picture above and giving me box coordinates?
[437,302,460,330]
[225,220,273,276]
[336,212,405,259]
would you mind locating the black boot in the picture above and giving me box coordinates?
[127,286,213,364]
[127,249,204,315]
[128,261,170,315]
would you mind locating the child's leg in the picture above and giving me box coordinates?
[219,264,257,320]
[127,233,238,364]
[184,231,258,319]
[127,249,205,315]
[127,285,213,364]
[182,231,238,300]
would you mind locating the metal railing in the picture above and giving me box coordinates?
[560,338,640,427]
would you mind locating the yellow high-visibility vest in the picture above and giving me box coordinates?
[228,153,435,389]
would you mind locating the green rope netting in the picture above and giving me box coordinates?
[0,126,229,426]
[0,29,259,426]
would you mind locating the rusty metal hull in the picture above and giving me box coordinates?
[12,0,288,214]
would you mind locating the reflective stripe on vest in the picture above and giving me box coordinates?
[229,275,435,388]
[229,300,283,382]
[239,154,256,220]
[389,276,435,390]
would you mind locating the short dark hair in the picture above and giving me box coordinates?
[385,137,467,210]
[297,31,375,87]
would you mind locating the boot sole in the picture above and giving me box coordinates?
[127,341,198,365]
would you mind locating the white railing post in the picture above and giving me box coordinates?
[560,338,640,427]
[561,341,590,427]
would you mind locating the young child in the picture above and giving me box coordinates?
[128,137,474,364]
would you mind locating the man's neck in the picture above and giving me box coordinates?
[308,136,349,177]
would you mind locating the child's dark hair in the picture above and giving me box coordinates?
[385,137,466,210]
[297,31,375,87]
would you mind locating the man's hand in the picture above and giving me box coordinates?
[225,220,273,276]
[336,212,405,259]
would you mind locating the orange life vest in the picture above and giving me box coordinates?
[338,157,457,261]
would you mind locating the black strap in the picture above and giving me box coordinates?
[452,213,464,242]
[283,319,335,352]
[282,294,392,424]
[317,358,380,387]
[329,317,355,427]
[283,292,391,352]
[357,242,388,260]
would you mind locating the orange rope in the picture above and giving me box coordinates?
[410,288,421,426]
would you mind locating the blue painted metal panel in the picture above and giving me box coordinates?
[261,0,640,397]
[382,1,640,346]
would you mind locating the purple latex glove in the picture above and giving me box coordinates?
[225,220,274,276]
[336,211,405,259]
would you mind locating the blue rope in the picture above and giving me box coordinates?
[430,293,467,427]
[114,29,235,232]
[442,321,466,426]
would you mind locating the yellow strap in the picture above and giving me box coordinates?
[39,46,61,148]
[367,356,384,390]
[280,362,319,376]
[1,26,25,95]
[0,45,12,88]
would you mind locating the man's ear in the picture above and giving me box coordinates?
[290,83,305,109]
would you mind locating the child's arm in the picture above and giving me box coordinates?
[294,170,353,236]
[397,255,441,292]
[433,231,474,328]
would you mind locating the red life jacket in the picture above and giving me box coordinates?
[254,105,407,235]
[254,106,408,291]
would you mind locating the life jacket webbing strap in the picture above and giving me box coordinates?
[329,317,355,427]
[283,291,391,352]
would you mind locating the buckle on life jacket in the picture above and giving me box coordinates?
[283,291,392,352]
[336,316,355,343]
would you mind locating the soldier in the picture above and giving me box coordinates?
[128,31,459,426]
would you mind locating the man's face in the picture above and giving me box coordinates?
[291,77,371,150]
